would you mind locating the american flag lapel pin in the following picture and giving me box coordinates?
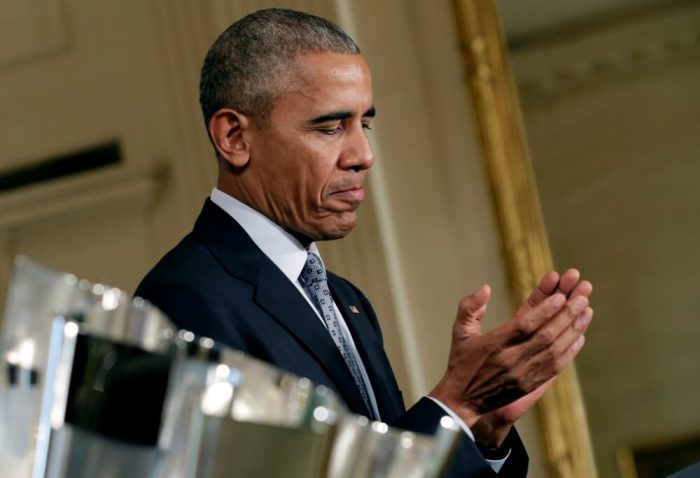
[349,305,360,314]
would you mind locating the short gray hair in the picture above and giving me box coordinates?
[199,8,360,126]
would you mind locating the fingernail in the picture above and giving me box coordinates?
[551,294,565,308]
[574,335,585,352]
[571,296,587,315]
[575,310,591,331]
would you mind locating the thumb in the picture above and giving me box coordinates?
[456,284,491,337]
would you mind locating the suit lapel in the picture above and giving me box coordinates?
[329,279,404,421]
[192,200,370,415]
[254,262,371,415]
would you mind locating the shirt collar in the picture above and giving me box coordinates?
[210,188,321,283]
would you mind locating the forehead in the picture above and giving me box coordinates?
[297,52,370,81]
[271,52,373,117]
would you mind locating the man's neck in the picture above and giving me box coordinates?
[216,180,315,250]
[286,229,313,250]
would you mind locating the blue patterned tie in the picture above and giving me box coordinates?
[299,252,373,417]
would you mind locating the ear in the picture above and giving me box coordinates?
[208,109,251,168]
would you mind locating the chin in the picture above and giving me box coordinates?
[320,229,352,241]
[315,217,357,241]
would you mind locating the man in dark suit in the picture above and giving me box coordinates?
[137,8,593,476]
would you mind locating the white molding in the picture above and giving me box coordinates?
[0,162,167,229]
[0,0,69,69]
[511,2,700,100]
[149,1,218,216]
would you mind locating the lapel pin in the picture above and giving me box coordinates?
[349,305,360,314]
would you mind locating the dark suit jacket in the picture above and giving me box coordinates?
[136,199,528,477]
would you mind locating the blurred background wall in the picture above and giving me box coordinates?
[2,0,698,476]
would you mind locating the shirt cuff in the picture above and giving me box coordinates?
[426,396,510,473]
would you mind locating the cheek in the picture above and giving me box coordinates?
[264,136,338,205]
[301,158,337,199]
[311,169,336,204]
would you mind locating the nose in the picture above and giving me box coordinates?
[339,124,375,172]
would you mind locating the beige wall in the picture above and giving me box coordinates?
[0,0,546,475]
[0,1,197,301]
[507,2,700,476]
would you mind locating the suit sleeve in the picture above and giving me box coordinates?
[396,398,528,477]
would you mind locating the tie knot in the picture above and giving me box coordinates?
[300,252,326,285]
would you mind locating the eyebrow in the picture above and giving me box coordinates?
[308,106,376,124]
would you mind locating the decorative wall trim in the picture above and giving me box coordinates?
[0,162,166,229]
[149,1,219,217]
[0,0,70,69]
[510,2,700,100]
[452,1,598,476]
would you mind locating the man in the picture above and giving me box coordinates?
[136,8,593,476]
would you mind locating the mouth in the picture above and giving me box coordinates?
[329,185,365,205]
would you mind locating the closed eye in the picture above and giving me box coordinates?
[318,125,342,135]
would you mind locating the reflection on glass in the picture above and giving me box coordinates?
[1,257,463,478]
[0,257,176,477]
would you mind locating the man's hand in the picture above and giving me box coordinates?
[472,269,594,444]
[429,270,593,446]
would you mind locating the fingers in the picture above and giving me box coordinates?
[455,285,491,336]
[457,285,491,320]
[511,291,590,359]
[556,269,580,296]
[524,269,592,310]
[514,300,592,385]
[547,306,592,360]
[525,271,560,308]
[534,295,589,347]
[513,292,567,338]
[548,324,588,377]
[568,279,593,300]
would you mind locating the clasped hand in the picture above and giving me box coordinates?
[430,269,593,446]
